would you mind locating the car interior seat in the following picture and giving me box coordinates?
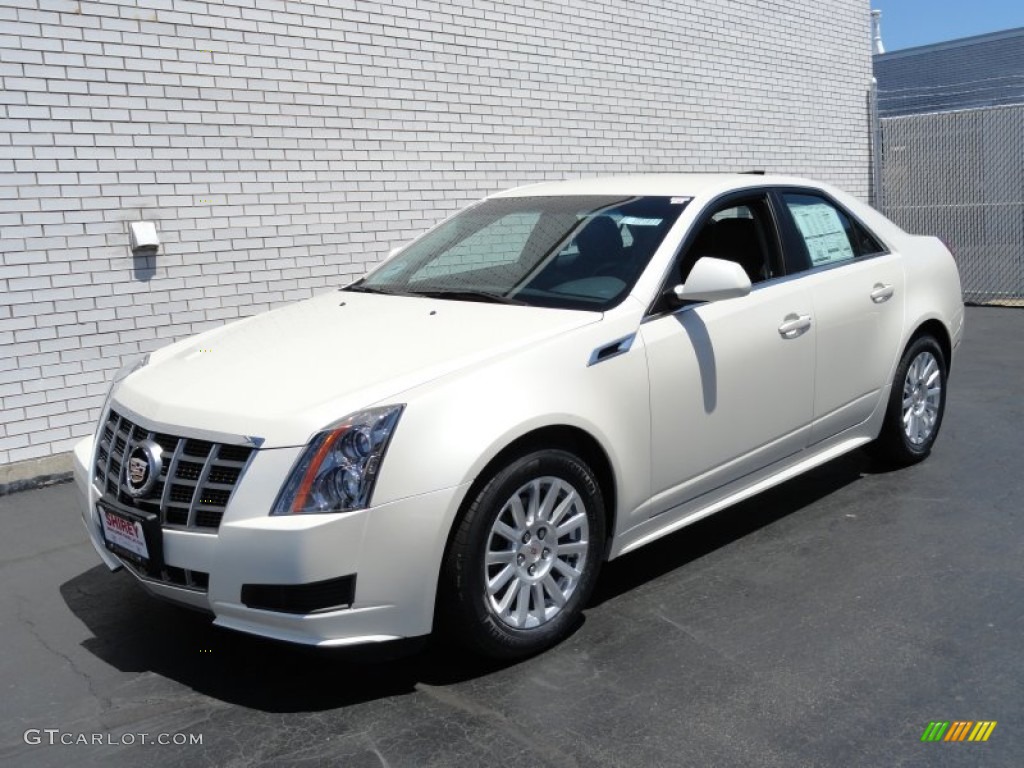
[576,215,624,264]
[709,218,766,282]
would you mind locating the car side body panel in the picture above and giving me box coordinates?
[640,279,816,517]
[372,307,653,534]
[815,185,964,370]
[801,253,907,444]
[898,234,965,369]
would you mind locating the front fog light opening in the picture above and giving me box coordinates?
[272,405,404,515]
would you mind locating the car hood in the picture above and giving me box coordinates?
[112,291,600,447]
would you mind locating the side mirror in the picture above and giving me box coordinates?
[672,257,752,303]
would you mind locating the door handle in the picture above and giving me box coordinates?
[778,313,812,339]
[870,283,895,303]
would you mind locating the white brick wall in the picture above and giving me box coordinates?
[0,0,873,465]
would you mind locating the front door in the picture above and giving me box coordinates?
[641,193,816,516]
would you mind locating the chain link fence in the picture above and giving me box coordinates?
[879,104,1024,305]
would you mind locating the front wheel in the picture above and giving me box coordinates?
[869,335,947,467]
[438,449,606,659]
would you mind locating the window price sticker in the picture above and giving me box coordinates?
[789,203,855,265]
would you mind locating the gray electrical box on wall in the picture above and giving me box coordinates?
[129,221,160,255]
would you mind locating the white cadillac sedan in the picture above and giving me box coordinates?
[73,175,964,658]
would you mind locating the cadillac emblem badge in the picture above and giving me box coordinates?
[123,439,163,498]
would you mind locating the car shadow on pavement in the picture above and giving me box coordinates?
[60,449,871,713]
[590,448,871,606]
[59,564,511,712]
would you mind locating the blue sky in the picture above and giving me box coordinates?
[875,0,1024,50]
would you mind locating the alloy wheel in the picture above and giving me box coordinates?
[483,476,590,629]
[902,350,942,445]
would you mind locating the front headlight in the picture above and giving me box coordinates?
[271,405,404,515]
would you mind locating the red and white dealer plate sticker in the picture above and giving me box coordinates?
[100,507,150,560]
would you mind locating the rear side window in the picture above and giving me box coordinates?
[782,193,885,269]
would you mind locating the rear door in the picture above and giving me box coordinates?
[774,190,906,444]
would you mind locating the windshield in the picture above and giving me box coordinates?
[349,195,687,311]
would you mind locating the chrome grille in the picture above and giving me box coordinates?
[94,408,255,531]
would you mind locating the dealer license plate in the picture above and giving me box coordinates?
[99,505,150,563]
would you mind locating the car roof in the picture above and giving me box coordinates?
[489,173,826,199]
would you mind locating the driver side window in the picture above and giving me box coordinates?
[677,196,780,285]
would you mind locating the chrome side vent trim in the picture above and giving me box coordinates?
[588,334,636,366]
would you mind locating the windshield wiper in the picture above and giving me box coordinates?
[414,289,527,306]
[342,283,526,305]
[341,283,419,297]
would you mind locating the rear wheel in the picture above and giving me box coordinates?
[439,449,605,659]
[869,335,947,467]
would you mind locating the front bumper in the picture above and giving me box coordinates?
[74,435,468,647]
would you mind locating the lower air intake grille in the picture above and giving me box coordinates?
[124,560,211,592]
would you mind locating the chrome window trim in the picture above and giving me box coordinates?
[640,249,894,325]
[642,184,895,324]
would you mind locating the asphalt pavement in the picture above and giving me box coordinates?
[1,306,1021,767]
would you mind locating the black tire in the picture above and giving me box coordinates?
[438,449,606,659]
[868,334,947,467]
